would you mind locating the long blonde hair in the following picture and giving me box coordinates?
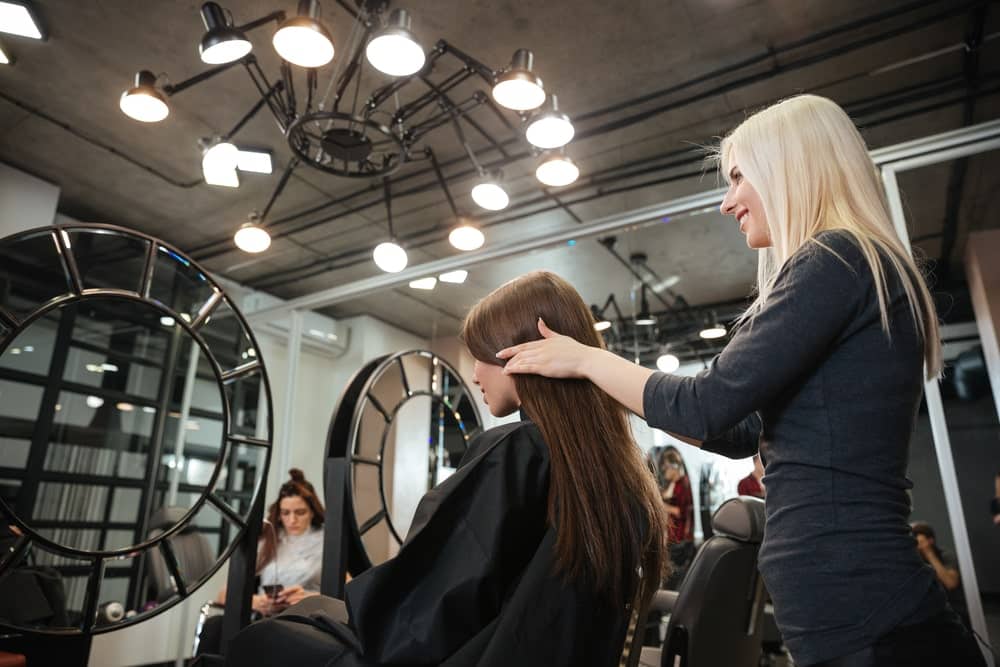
[461,271,669,611]
[717,94,941,377]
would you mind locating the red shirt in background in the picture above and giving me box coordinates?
[738,474,765,498]
[664,476,694,543]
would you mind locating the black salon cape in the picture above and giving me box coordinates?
[226,420,629,666]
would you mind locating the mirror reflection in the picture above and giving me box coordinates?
[347,353,478,565]
[0,226,271,634]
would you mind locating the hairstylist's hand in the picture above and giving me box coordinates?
[497,318,595,379]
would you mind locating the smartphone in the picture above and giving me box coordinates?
[262,584,283,598]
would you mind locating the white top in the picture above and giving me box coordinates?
[259,526,324,592]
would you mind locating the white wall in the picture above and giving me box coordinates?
[0,162,59,236]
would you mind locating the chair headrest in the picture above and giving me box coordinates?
[148,506,190,533]
[710,497,765,543]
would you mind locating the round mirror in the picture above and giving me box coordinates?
[327,350,482,571]
[0,225,272,635]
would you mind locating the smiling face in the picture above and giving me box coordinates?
[279,495,313,536]
[720,163,771,249]
[472,359,520,417]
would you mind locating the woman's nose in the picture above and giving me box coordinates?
[720,189,736,215]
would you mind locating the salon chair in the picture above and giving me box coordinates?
[146,507,216,603]
[639,496,767,667]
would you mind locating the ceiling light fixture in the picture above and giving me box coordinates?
[199,1,253,65]
[121,3,577,255]
[0,1,44,40]
[438,269,468,284]
[471,176,509,211]
[272,0,334,68]
[448,220,485,251]
[365,8,425,77]
[492,48,545,111]
[0,40,13,65]
[535,150,579,187]
[591,295,624,332]
[409,277,437,290]
[700,323,727,339]
[201,139,240,187]
[373,177,408,272]
[525,94,574,149]
[656,351,680,373]
[635,285,656,326]
[119,70,169,123]
[234,212,271,253]
[235,148,273,174]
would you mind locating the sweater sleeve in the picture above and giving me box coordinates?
[642,233,865,441]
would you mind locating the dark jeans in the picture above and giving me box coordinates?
[806,610,986,667]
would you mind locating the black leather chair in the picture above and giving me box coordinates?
[639,496,767,667]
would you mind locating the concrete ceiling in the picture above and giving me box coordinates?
[0,0,998,343]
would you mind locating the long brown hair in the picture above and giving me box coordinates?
[256,468,325,573]
[461,271,669,609]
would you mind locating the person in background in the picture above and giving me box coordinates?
[659,448,694,588]
[910,521,968,628]
[737,454,766,498]
[197,469,325,656]
[251,468,326,614]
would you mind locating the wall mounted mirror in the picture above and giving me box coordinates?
[0,225,272,635]
[326,350,482,572]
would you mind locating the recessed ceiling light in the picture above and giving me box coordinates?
[438,270,468,284]
[236,149,273,174]
[0,2,45,40]
[409,277,437,290]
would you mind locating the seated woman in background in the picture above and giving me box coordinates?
[250,468,326,614]
[659,448,694,588]
[197,469,325,655]
[227,271,669,667]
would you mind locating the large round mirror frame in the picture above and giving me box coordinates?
[327,349,483,574]
[0,223,273,635]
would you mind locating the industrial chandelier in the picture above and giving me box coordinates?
[118,0,580,271]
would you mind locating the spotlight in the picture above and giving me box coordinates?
[236,148,273,174]
[525,95,574,149]
[199,2,252,65]
[594,320,612,332]
[373,240,407,273]
[409,277,437,290]
[448,219,485,251]
[273,0,335,68]
[0,40,12,65]
[234,214,271,253]
[492,48,545,111]
[365,8,425,77]
[471,176,509,211]
[535,150,579,187]
[202,140,240,187]
[438,269,468,284]
[119,70,169,123]
[160,316,176,327]
[635,286,655,326]
[656,353,680,373]
[85,395,105,409]
[699,323,727,339]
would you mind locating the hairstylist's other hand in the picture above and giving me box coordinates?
[276,584,317,607]
[497,318,593,379]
